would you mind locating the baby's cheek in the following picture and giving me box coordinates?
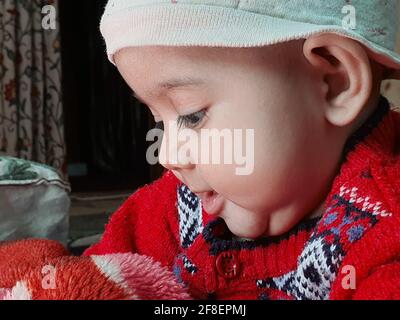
[199,163,237,190]
[201,164,253,198]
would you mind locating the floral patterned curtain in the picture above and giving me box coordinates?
[0,0,66,179]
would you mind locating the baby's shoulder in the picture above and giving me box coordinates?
[127,170,181,205]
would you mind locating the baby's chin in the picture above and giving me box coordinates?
[219,201,269,240]
[220,200,306,239]
[226,223,270,240]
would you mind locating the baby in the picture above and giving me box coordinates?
[85,0,400,300]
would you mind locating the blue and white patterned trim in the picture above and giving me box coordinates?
[177,184,203,248]
[182,255,198,275]
[257,181,391,300]
[257,234,343,300]
[340,186,392,217]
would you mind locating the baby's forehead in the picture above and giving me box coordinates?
[116,42,304,99]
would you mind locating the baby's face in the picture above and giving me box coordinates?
[115,42,345,239]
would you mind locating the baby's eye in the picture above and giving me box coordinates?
[177,109,208,129]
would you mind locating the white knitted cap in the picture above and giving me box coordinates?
[100,0,400,78]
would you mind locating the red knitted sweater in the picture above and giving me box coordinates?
[85,97,400,300]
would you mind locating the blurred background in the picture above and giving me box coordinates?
[0,0,399,253]
[0,0,164,252]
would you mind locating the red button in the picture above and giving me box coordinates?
[215,252,240,279]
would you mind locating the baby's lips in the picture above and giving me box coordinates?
[197,191,224,215]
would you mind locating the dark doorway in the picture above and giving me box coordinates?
[59,0,163,192]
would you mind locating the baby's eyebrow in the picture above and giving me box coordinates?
[133,76,206,104]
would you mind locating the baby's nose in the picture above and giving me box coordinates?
[158,129,195,171]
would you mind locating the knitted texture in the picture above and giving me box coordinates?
[0,239,191,300]
[85,96,400,300]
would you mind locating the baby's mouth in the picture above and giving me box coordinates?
[196,190,224,215]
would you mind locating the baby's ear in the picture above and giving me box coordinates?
[302,33,373,127]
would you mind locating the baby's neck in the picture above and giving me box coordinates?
[232,201,325,242]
